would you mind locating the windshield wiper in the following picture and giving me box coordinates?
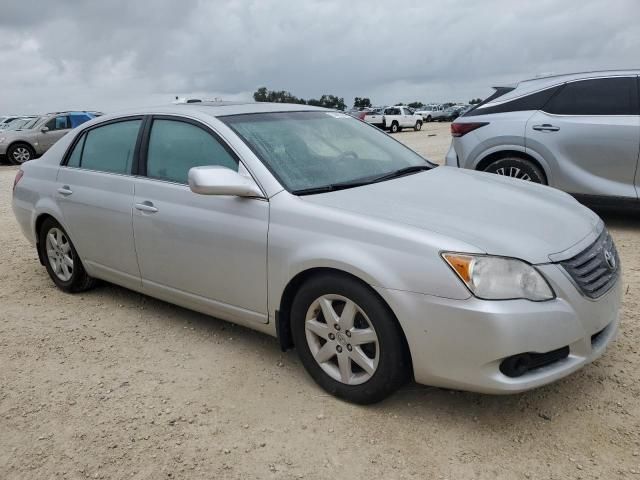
[292,178,373,196]
[368,165,432,183]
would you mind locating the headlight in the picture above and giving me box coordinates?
[442,253,555,301]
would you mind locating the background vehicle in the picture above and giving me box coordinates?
[0,116,24,130]
[415,104,445,122]
[363,107,386,128]
[3,116,38,131]
[440,106,464,122]
[383,106,423,132]
[13,102,620,404]
[446,70,640,205]
[0,111,95,164]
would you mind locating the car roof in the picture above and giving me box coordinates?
[490,69,640,104]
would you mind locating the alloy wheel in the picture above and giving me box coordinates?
[45,228,74,282]
[304,294,379,385]
[12,147,31,164]
[495,166,532,181]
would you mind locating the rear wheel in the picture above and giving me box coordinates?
[8,143,34,165]
[390,122,400,133]
[414,121,422,131]
[483,157,546,184]
[426,115,432,122]
[38,218,96,293]
[291,273,409,404]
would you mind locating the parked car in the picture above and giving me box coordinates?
[3,116,38,131]
[0,111,95,164]
[439,106,464,122]
[363,107,386,128]
[446,70,640,206]
[13,102,620,404]
[415,104,445,122]
[0,116,23,130]
[383,106,423,132]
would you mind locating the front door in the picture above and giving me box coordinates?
[39,115,73,153]
[56,118,143,290]
[526,76,640,199]
[132,117,269,324]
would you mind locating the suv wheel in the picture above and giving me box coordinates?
[483,157,546,184]
[414,121,422,131]
[426,115,432,122]
[291,273,409,404]
[8,143,34,165]
[38,218,96,293]
[390,122,400,133]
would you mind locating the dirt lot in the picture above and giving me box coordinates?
[1,123,639,479]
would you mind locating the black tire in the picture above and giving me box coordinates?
[390,122,400,133]
[7,142,35,165]
[483,157,547,184]
[426,115,432,122]
[291,273,409,404]
[38,217,96,293]
[414,121,422,131]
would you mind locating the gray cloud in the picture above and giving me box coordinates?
[1,0,638,114]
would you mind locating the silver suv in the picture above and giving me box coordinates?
[446,70,640,206]
[0,111,94,164]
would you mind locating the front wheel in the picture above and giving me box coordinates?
[39,218,96,293]
[390,122,400,133]
[291,274,409,404]
[426,115,432,122]
[483,157,547,184]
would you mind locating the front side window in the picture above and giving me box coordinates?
[145,119,238,184]
[78,120,141,174]
[221,111,431,193]
[544,77,637,115]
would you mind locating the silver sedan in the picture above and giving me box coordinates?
[12,102,621,403]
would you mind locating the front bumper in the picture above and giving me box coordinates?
[375,263,621,394]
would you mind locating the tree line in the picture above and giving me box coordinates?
[253,87,483,110]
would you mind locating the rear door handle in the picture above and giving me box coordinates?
[57,186,73,196]
[532,124,560,132]
[135,201,158,213]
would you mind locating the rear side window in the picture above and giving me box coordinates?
[66,134,85,168]
[79,120,141,174]
[45,115,71,131]
[146,119,238,184]
[544,77,637,115]
[467,86,560,116]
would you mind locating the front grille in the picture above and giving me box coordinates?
[560,229,619,299]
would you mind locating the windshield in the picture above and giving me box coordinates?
[221,111,433,193]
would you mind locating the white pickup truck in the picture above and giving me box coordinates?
[415,104,445,122]
[374,106,423,133]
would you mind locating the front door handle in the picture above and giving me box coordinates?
[532,124,560,132]
[57,186,73,196]
[135,201,158,213]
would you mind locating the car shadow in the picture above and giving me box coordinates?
[592,206,640,230]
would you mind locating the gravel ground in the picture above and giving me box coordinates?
[1,123,639,479]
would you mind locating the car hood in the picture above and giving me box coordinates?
[301,166,602,264]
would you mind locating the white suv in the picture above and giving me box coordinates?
[382,106,423,133]
[415,104,445,122]
[446,70,640,206]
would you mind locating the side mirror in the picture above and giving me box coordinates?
[40,126,49,133]
[188,166,263,198]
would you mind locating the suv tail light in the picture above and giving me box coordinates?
[451,122,489,137]
[13,169,24,192]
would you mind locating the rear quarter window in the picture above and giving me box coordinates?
[543,77,637,115]
[467,86,561,116]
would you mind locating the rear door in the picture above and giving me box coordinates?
[526,76,640,198]
[56,117,143,290]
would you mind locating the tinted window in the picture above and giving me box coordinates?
[466,86,560,117]
[45,115,71,131]
[66,134,85,168]
[544,77,636,115]
[81,120,141,174]
[146,119,238,184]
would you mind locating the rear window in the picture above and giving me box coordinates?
[467,86,560,116]
[543,77,637,115]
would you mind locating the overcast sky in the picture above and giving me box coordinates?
[1,0,638,115]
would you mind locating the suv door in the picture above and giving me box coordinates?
[39,115,72,153]
[526,76,640,198]
[56,118,143,290]
[401,107,414,127]
[132,116,269,325]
